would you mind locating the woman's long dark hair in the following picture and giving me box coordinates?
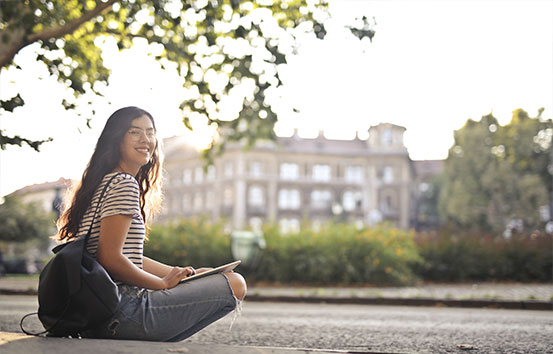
[57,106,162,241]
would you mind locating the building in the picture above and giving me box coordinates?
[161,123,434,232]
[9,177,74,219]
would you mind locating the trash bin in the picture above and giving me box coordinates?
[230,231,266,268]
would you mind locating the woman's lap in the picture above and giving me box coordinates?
[85,273,237,341]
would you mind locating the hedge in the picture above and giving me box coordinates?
[144,219,552,285]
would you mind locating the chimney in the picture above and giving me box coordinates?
[317,129,325,139]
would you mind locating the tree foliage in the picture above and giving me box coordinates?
[0,0,373,155]
[0,196,55,242]
[438,109,553,233]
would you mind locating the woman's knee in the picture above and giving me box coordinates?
[225,272,247,300]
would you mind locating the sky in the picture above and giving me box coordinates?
[0,0,552,198]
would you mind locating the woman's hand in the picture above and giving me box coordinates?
[160,266,195,289]
[195,267,213,274]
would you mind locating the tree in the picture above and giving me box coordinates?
[497,109,553,216]
[0,196,54,242]
[439,109,553,233]
[0,0,375,156]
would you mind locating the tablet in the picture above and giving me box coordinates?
[179,260,241,283]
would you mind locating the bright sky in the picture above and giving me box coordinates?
[0,0,552,198]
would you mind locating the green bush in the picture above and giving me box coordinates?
[145,219,551,285]
[144,218,233,268]
[241,223,422,286]
[250,224,420,284]
[145,220,421,285]
[414,228,553,282]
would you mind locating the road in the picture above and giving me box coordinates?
[2,295,552,354]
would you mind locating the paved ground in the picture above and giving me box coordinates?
[3,295,552,354]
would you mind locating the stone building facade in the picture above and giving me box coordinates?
[161,123,425,232]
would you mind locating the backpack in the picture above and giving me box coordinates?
[21,173,121,337]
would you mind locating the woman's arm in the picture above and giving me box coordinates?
[143,256,174,278]
[97,214,193,290]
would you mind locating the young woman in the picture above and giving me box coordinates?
[56,106,246,341]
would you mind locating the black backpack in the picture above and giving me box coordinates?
[21,173,121,337]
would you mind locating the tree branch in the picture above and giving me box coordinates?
[0,0,118,69]
[28,0,118,43]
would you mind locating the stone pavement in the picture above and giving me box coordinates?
[1,276,552,310]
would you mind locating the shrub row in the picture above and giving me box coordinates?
[144,218,234,268]
[414,228,552,282]
[144,219,553,285]
[245,223,421,285]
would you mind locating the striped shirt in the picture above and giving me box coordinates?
[77,172,144,280]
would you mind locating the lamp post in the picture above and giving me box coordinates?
[331,202,344,223]
[230,230,266,268]
[52,187,63,221]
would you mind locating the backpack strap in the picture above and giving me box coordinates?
[83,173,124,246]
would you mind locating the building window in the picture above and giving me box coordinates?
[278,189,300,209]
[207,165,216,181]
[250,161,262,177]
[279,218,300,234]
[193,192,203,211]
[224,162,233,178]
[312,164,331,182]
[419,182,429,193]
[248,186,264,206]
[382,166,394,184]
[194,167,203,184]
[280,163,299,180]
[311,190,332,209]
[345,166,363,183]
[381,129,393,145]
[249,217,263,233]
[183,169,192,185]
[380,192,397,213]
[343,191,363,211]
[223,187,233,207]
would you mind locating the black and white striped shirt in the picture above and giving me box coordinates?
[77,172,144,279]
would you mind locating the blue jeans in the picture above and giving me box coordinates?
[84,273,237,342]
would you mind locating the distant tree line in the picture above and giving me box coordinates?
[0,196,54,243]
[418,108,553,234]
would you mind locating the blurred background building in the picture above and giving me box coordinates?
[161,123,442,232]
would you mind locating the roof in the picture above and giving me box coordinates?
[10,178,74,197]
[412,160,444,179]
[274,132,370,156]
[164,130,409,159]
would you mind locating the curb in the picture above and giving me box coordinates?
[2,288,551,311]
[245,295,553,311]
[0,289,37,296]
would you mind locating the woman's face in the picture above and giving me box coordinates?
[118,115,156,175]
